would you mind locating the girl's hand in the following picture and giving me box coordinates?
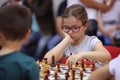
[66,53,84,66]
[63,32,74,43]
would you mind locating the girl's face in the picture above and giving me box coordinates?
[62,16,87,41]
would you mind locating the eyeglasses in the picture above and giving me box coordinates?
[61,25,83,33]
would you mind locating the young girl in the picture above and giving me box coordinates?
[44,4,111,65]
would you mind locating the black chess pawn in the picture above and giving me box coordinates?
[51,55,56,67]
[44,74,49,80]
[91,61,95,71]
[56,63,61,72]
[54,72,58,80]
[81,59,86,71]
[72,69,75,80]
[44,70,50,80]
[80,70,83,80]
[65,72,69,80]
[44,58,48,64]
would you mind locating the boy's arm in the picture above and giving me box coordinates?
[80,0,115,13]
[88,64,113,80]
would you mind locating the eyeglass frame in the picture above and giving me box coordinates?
[61,24,83,33]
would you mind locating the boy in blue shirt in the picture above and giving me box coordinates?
[0,4,39,80]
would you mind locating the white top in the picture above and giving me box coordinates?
[63,35,101,57]
[109,55,120,80]
[98,1,120,38]
[67,0,103,20]
[102,1,120,23]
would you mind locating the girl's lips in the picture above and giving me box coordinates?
[71,36,75,40]
[71,36,74,38]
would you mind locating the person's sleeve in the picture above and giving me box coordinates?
[27,59,40,80]
[109,55,120,76]
[89,36,101,50]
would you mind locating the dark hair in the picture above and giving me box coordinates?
[62,4,88,25]
[0,4,32,41]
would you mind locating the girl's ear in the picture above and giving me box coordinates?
[84,20,90,30]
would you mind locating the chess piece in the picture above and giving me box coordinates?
[65,72,69,80]
[91,60,95,71]
[51,55,56,67]
[44,75,49,80]
[56,63,61,72]
[71,69,75,80]
[44,58,48,64]
[80,70,83,80]
[81,59,86,71]
[44,70,50,80]
[40,62,49,78]
[54,72,58,80]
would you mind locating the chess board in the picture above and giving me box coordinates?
[39,64,92,80]
[37,58,97,80]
